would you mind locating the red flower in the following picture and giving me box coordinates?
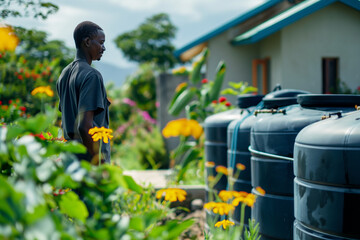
[201,78,209,84]
[219,96,227,103]
[20,106,26,112]
[225,102,231,107]
[17,75,23,80]
[0,100,2,105]
[8,100,12,104]
[30,133,46,140]
[212,100,218,104]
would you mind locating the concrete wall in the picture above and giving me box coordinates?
[259,31,283,90]
[156,73,188,154]
[280,2,360,93]
[207,33,259,104]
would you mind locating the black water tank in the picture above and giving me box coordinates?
[227,89,309,225]
[294,109,360,240]
[250,94,360,240]
[204,94,263,200]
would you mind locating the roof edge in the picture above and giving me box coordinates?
[232,0,354,45]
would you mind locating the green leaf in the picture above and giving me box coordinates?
[168,83,187,112]
[200,88,210,107]
[172,141,196,160]
[18,113,54,133]
[129,216,144,232]
[6,125,26,141]
[220,88,238,95]
[0,176,24,225]
[209,61,226,101]
[168,88,197,116]
[189,48,208,84]
[177,148,200,182]
[59,191,88,223]
[149,219,194,239]
[241,86,258,95]
[229,81,244,89]
[123,175,143,194]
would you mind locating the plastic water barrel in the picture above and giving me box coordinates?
[227,89,309,225]
[204,94,263,200]
[250,94,360,240]
[294,109,360,239]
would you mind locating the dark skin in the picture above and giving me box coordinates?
[76,29,106,160]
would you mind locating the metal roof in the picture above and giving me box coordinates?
[174,0,360,59]
[232,0,360,45]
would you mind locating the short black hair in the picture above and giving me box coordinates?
[73,21,103,49]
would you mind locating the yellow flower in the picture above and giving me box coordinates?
[31,86,54,97]
[236,163,246,170]
[205,161,215,167]
[219,190,238,202]
[175,82,188,92]
[156,188,187,202]
[0,25,19,51]
[204,201,234,215]
[232,193,256,208]
[215,165,228,176]
[162,118,203,139]
[215,219,235,229]
[256,186,266,196]
[88,126,113,143]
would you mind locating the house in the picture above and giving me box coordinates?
[174,0,360,95]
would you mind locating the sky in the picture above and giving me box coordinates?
[3,0,267,69]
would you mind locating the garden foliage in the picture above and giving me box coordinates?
[0,107,193,239]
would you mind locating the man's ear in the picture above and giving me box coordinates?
[84,37,91,47]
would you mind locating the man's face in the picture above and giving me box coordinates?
[89,30,105,61]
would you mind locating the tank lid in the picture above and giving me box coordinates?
[297,94,360,107]
[263,97,298,109]
[236,94,264,108]
[263,89,310,99]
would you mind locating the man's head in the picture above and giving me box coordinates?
[73,21,105,61]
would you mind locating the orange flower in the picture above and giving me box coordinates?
[236,163,246,171]
[156,188,187,202]
[218,190,239,202]
[204,201,234,215]
[256,186,266,196]
[215,165,228,176]
[88,126,113,143]
[205,161,215,167]
[215,219,235,229]
[31,86,54,97]
[162,118,203,139]
[232,192,256,207]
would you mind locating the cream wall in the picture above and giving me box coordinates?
[207,33,259,103]
[280,2,360,93]
[259,31,283,91]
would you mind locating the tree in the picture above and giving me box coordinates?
[114,13,178,71]
[14,27,74,67]
[0,0,58,19]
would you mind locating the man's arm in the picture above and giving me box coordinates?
[78,110,97,159]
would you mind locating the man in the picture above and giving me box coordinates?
[56,21,110,164]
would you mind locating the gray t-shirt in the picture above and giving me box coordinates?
[56,57,111,163]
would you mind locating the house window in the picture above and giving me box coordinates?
[252,58,269,94]
[322,58,339,94]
